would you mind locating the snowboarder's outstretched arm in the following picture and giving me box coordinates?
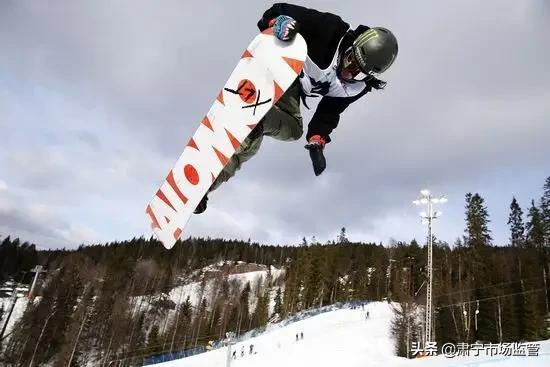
[306,93,366,144]
[258,3,349,61]
[306,75,386,143]
[304,89,372,176]
[257,3,347,33]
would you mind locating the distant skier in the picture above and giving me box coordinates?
[241,345,245,357]
[194,2,398,214]
[249,344,254,354]
[296,333,299,342]
[232,350,237,359]
[366,311,370,320]
[300,331,304,340]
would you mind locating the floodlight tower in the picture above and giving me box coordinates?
[413,190,447,346]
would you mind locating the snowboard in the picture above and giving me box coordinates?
[146,28,307,249]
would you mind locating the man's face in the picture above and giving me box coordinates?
[340,47,368,82]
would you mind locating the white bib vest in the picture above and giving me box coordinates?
[299,43,366,99]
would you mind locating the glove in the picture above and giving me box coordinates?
[304,135,326,176]
[269,15,299,41]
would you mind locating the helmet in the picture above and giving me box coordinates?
[338,27,398,83]
[353,27,398,74]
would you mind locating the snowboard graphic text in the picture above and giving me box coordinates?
[146,30,307,248]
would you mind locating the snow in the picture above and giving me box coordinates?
[130,264,285,339]
[149,301,550,367]
[0,296,28,337]
[161,266,283,311]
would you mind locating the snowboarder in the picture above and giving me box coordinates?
[194,3,398,214]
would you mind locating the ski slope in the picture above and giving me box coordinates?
[131,263,284,327]
[152,302,550,367]
[0,296,28,337]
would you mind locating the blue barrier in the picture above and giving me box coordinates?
[143,345,206,365]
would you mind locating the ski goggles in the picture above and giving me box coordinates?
[340,47,378,82]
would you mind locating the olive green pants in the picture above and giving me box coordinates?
[209,80,302,192]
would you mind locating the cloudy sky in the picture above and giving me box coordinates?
[1,0,549,249]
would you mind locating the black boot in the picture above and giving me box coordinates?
[305,143,326,176]
[194,194,208,214]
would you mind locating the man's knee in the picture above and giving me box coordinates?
[288,117,304,140]
[262,107,303,141]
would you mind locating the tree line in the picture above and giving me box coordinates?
[0,176,548,365]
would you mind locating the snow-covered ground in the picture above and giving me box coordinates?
[164,264,284,309]
[0,296,28,337]
[151,302,550,367]
[130,263,285,341]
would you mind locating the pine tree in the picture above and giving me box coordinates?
[522,291,545,341]
[463,193,495,341]
[337,227,349,244]
[391,302,421,358]
[507,197,525,247]
[147,324,162,354]
[238,282,251,335]
[282,258,301,316]
[251,290,269,329]
[272,287,283,318]
[464,193,493,248]
[300,249,315,308]
[526,200,545,250]
[170,296,192,349]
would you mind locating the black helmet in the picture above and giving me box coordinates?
[352,27,398,75]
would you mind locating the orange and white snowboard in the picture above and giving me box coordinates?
[146,29,307,248]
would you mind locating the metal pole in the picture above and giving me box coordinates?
[226,342,232,367]
[413,190,446,347]
[1,272,27,341]
[425,196,433,346]
[0,288,18,341]
[28,265,44,301]
[225,332,235,367]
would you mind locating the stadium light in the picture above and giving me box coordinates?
[412,189,447,347]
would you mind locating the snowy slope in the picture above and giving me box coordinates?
[152,302,550,367]
[0,296,28,337]
[165,264,284,309]
[130,263,285,340]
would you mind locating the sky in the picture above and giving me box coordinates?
[1,0,549,249]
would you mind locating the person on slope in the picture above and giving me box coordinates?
[195,2,398,214]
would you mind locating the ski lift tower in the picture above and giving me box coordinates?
[224,331,236,367]
[413,189,447,347]
[28,265,45,301]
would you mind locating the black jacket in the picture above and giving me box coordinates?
[258,3,376,142]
